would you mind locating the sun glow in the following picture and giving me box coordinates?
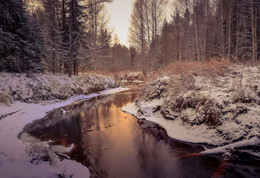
[107,0,133,47]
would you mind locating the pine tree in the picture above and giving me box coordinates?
[43,0,63,74]
[22,14,44,73]
[0,0,43,73]
[68,0,85,76]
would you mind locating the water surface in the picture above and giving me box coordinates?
[27,88,260,178]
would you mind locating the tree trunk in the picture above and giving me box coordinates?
[194,3,201,62]
[68,28,72,78]
[228,0,232,61]
[252,0,257,62]
[204,0,209,60]
[235,0,239,59]
[177,22,180,61]
[221,0,225,56]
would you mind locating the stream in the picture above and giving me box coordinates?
[24,87,260,178]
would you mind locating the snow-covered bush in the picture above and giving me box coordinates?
[26,142,58,166]
[139,78,168,101]
[193,98,221,126]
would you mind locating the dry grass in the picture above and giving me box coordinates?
[143,58,231,99]
[83,69,142,76]
[148,58,230,81]
[83,70,116,77]
[0,93,14,106]
[82,69,143,83]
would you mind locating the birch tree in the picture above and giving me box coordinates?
[128,0,168,71]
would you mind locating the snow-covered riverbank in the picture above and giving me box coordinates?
[123,64,260,156]
[0,71,129,177]
[0,72,117,104]
[0,87,128,178]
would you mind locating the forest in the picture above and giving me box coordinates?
[1,0,260,77]
[1,1,260,178]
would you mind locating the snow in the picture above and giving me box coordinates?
[118,71,144,84]
[0,86,128,178]
[0,72,117,103]
[123,103,211,144]
[50,144,75,154]
[122,65,260,156]
[201,137,260,155]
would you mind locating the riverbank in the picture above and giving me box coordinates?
[0,72,118,104]
[0,87,128,178]
[0,71,130,177]
[123,63,260,156]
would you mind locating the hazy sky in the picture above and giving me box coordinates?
[107,0,173,47]
[107,0,133,46]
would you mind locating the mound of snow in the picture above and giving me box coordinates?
[201,137,260,155]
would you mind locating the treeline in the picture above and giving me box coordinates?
[128,0,260,72]
[2,0,259,76]
[0,0,135,75]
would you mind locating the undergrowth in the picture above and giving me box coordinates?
[85,69,144,83]
[148,58,230,81]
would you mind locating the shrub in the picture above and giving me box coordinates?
[0,93,14,106]
[196,98,221,126]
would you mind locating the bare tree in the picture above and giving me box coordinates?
[128,0,168,72]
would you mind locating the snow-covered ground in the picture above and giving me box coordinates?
[0,71,129,178]
[118,71,144,84]
[0,87,128,178]
[123,64,260,156]
[0,72,117,103]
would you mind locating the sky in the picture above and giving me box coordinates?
[107,0,173,47]
[107,0,134,47]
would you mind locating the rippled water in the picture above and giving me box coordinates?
[26,88,260,178]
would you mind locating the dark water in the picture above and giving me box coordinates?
[26,88,260,178]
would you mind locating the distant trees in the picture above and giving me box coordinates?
[113,33,120,45]
[128,0,260,71]
[0,0,114,75]
[2,0,260,75]
[110,43,131,70]
[84,0,113,70]
[168,0,260,62]
[128,0,168,73]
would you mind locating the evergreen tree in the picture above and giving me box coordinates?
[43,0,63,74]
[22,14,44,73]
[0,0,43,73]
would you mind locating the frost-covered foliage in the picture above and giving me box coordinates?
[0,0,43,73]
[118,71,144,83]
[123,65,260,146]
[26,141,59,166]
[0,73,117,103]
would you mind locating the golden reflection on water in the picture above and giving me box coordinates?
[31,89,233,178]
[80,112,85,119]
[72,91,217,177]
[77,91,150,177]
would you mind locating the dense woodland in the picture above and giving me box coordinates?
[1,0,260,76]
[129,0,260,73]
